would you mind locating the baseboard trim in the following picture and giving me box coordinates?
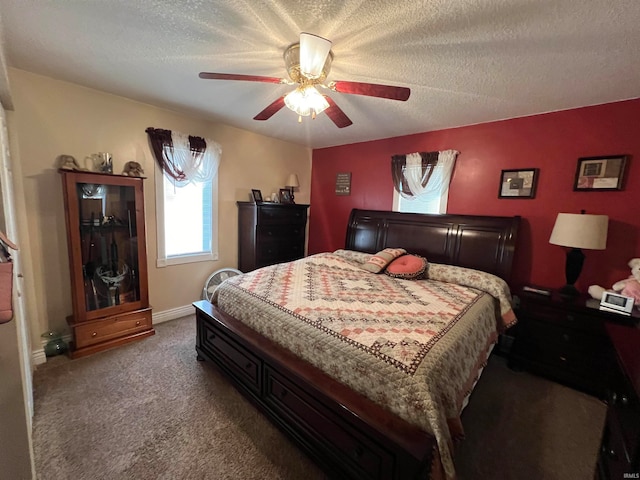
[32,304,195,364]
[152,304,194,325]
[33,349,47,366]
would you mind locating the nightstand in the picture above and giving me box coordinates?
[596,323,640,479]
[508,288,639,399]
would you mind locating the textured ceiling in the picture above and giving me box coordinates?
[1,0,639,148]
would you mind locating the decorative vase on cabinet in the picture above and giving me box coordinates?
[60,170,153,358]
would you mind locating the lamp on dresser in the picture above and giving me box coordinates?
[286,173,300,204]
[549,210,608,297]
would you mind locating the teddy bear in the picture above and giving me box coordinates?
[588,258,640,305]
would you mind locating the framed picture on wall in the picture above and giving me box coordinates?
[573,155,628,191]
[498,168,538,199]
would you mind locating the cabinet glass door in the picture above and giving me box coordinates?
[77,181,139,312]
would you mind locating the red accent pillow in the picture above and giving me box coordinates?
[384,254,428,280]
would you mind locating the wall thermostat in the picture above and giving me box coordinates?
[599,291,635,315]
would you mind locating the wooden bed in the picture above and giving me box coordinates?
[194,209,520,480]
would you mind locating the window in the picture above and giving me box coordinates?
[392,187,448,214]
[146,128,221,267]
[155,168,218,266]
[390,149,458,215]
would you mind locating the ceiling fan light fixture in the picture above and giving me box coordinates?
[284,85,329,118]
[299,33,332,79]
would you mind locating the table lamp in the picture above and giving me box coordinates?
[549,211,608,296]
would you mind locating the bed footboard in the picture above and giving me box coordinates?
[194,300,435,480]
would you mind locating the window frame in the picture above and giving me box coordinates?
[154,165,218,267]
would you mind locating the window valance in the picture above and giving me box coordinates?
[146,127,221,186]
[391,149,458,200]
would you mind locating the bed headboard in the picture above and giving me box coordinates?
[345,209,520,282]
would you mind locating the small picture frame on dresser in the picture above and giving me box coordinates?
[279,188,293,204]
[251,189,263,203]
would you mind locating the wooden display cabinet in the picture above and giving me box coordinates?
[60,170,153,358]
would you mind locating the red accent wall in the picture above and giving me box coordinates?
[309,98,640,292]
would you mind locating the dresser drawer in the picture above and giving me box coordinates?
[517,316,607,358]
[257,224,305,240]
[257,240,305,266]
[518,302,605,334]
[515,339,600,374]
[278,242,305,262]
[258,205,307,225]
[264,366,394,480]
[75,310,152,348]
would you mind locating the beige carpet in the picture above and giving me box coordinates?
[33,316,606,480]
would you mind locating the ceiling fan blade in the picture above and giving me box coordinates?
[329,81,411,101]
[253,97,286,121]
[199,72,285,84]
[324,97,353,128]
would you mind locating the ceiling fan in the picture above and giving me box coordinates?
[199,33,411,128]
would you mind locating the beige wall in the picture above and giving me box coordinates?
[7,68,311,348]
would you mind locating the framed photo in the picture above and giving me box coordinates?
[574,155,628,191]
[251,189,263,203]
[279,188,293,204]
[498,168,538,199]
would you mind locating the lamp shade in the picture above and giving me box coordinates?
[286,174,300,188]
[549,213,608,250]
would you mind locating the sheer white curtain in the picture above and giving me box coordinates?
[168,132,221,187]
[397,149,458,200]
[145,127,222,186]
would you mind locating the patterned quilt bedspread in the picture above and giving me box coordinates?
[213,250,516,478]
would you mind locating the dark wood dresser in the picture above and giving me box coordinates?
[509,289,639,399]
[596,322,640,480]
[237,202,309,272]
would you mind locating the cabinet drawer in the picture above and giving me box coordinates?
[75,310,152,348]
[200,320,261,394]
[258,206,307,225]
[264,367,394,480]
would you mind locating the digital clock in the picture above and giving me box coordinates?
[599,291,635,315]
